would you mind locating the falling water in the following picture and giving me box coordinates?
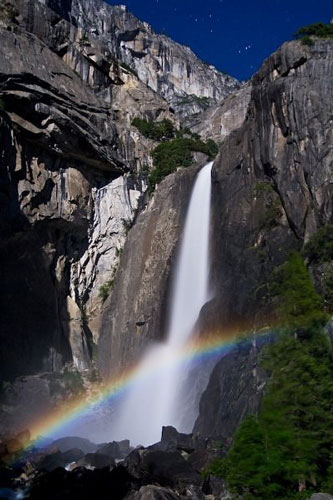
[111,162,213,446]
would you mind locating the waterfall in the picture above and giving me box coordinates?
[111,162,213,446]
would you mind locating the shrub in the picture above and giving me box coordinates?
[269,252,327,331]
[253,181,282,229]
[295,22,333,44]
[132,117,176,141]
[147,137,218,191]
[0,2,19,22]
[303,224,333,264]
[99,278,115,302]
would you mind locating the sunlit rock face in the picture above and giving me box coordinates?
[12,0,239,118]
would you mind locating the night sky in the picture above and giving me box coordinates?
[107,0,333,81]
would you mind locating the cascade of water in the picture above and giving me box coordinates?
[111,162,213,446]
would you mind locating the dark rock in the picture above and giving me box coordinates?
[182,484,205,499]
[28,464,137,500]
[125,448,201,489]
[158,426,205,454]
[187,450,217,474]
[36,451,66,472]
[194,338,269,439]
[61,449,84,464]
[203,476,230,498]
[79,453,115,469]
[97,439,131,459]
[127,485,180,500]
[50,437,97,454]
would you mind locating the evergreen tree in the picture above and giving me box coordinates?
[206,252,333,499]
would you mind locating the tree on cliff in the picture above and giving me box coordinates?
[206,252,333,499]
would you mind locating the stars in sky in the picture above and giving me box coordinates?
[108,0,333,80]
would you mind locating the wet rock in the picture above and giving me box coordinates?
[97,440,131,459]
[127,485,180,500]
[78,452,115,469]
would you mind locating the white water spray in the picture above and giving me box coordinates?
[111,162,213,446]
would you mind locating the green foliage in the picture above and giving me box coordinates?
[61,367,85,394]
[148,137,218,191]
[121,217,133,234]
[207,253,333,498]
[132,117,176,141]
[0,98,5,112]
[270,252,328,331]
[295,22,333,44]
[253,181,274,198]
[0,2,19,22]
[177,94,212,111]
[99,278,115,302]
[301,36,315,46]
[253,181,282,229]
[50,367,85,397]
[303,224,333,264]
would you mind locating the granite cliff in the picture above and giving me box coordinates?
[0,0,237,383]
[1,0,333,458]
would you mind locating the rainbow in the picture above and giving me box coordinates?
[23,327,273,451]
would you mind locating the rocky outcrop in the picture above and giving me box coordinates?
[193,338,269,439]
[189,84,252,144]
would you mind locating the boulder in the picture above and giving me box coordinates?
[125,448,201,489]
[28,464,137,500]
[78,453,115,469]
[97,440,131,459]
[158,426,198,453]
[310,495,333,500]
[50,437,97,454]
[127,485,180,499]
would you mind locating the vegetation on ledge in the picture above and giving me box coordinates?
[148,137,218,192]
[205,252,333,499]
[295,22,333,45]
[132,117,176,141]
[132,115,218,192]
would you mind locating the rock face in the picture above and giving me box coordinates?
[12,0,239,116]
[98,164,203,378]
[193,338,269,439]
[201,39,333,333]
[195,39,333,439]
[189,83,252,144]
[0,0,236,381]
